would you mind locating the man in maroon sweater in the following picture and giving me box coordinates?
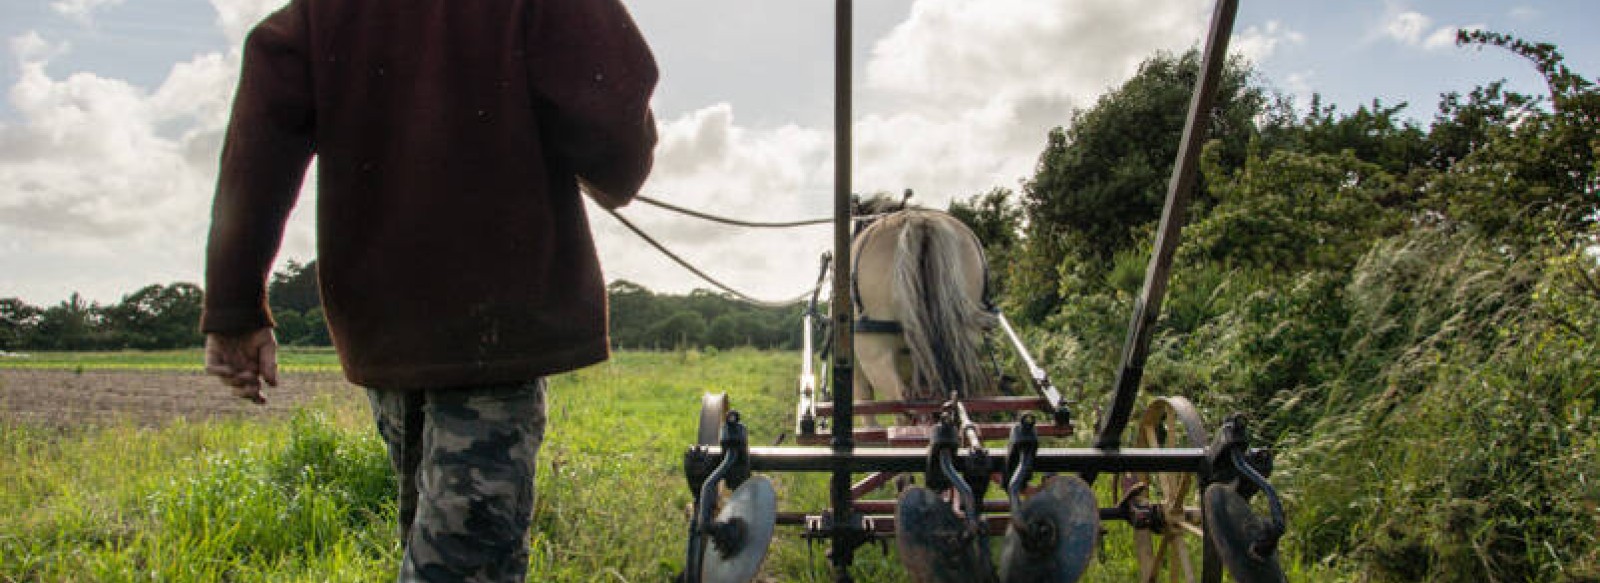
[200,0,657,579]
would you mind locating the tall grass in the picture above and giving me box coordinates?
[4,350,909,582]
[1,401,395,582]
[1093,230,1600,581]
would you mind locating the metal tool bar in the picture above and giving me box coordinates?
[1095,0,1240,450]
[700,447,1210,474]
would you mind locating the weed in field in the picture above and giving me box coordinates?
[1,402,393,582]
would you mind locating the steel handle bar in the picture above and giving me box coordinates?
[692,446,1209,475]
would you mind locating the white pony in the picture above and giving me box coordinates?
[851,200,997,407]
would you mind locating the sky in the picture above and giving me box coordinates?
[1,0,1596,307]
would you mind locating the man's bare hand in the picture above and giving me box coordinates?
[204,328,279,405]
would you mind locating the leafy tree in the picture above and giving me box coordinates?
[1015,49,1271,321]
[607,280,660,349]
[260,260,332,344]
[607,281,802,350]
[1426,30,1600,249]
[103,283,204,349]
[295,307,332,346]
[268,260,321,314]
[1427,81,1529,169]
[684,289,734,324]
[1280,96,1429,179]
[647,310,706,349]
[707,313,748,349]
[272,309,309,346]
[947,188,1024,299]
[1187,145,1405,272]
[0,298,42,351]
[32,293,112,350]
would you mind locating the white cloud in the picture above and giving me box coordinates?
[1384,11,1430,46]
[1284,71,1316,108]
[1233,20,1306,64]
[209,0,291,46]
[854,0,1215,202]
[1381,9,1477,51]
[10,31,68,63]
[1509,6,1541,21]
[49,0,125,25]
[600,0,1223,299]
[867,0,1207,113]
[0,29,243,303]
[595,103,835,300]
[1422,26,1460,50]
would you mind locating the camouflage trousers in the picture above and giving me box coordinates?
[366,379,547,583]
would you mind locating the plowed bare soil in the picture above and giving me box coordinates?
[0,369,364,429]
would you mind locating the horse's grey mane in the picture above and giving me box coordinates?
[855,192,913,216]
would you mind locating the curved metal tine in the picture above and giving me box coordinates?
[939,451,982,533]
[1006,449,1034,511]
[1004,415,1040,511]
[1231,448,1286,551]
[685,440,741,583]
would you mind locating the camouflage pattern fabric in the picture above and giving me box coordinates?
[367,379,547,583]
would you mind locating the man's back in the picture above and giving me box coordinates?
[202,0,658,389]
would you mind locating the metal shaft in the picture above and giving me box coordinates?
[830,0,857,580]
[1094,0,1239,451]
[714,446,1211,475]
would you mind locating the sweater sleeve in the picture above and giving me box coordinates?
[201,0,315,334]
[525,0,659,209]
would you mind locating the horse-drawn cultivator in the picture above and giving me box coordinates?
[676,1,1288,581]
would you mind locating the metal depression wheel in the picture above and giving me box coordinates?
[1117,396,1213,583]
[699,392,731,445]
[687,393,732,522]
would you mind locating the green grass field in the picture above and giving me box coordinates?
[0,349,1337,582]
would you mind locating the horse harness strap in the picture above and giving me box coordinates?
[855,316,904,335]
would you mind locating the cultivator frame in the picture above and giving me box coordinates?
[680,2,1289,582]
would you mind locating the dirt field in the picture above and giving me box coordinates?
[0,369,365,429]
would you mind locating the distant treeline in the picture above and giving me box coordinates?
[1,285,204,351]
[0,260,808,352]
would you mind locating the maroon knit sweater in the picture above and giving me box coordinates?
[202,0,658,389]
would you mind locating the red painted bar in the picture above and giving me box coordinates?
[814,396,1052,417]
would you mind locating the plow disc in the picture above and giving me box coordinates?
[693,476,778,583]
[1204,484,1287,583]
[895,486,998,583]
[998,476,1100,583]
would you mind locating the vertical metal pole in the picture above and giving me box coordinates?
[1094,0,1239,451]
[829,0,857,580]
